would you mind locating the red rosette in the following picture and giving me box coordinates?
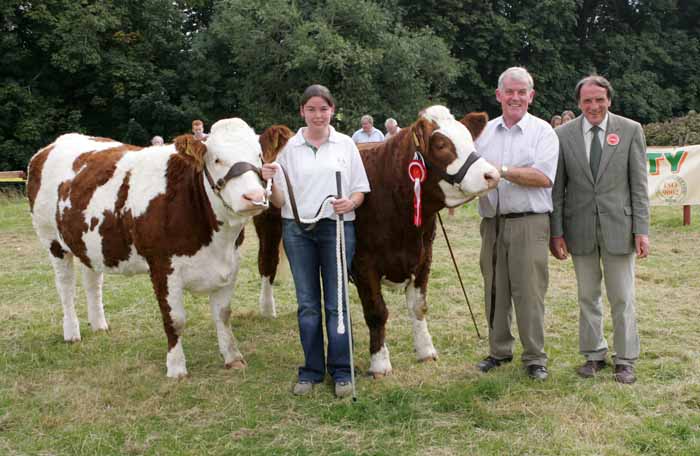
[607,133,620,146]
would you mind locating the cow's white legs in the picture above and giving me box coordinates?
[406,284,438,362]
[210,284,246,369]
[81,266,109,332]
[258,276,276,318]
[50,253,81,342]
[164,275,188,378]
[369,344,393,377]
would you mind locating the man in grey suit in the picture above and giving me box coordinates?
[550,75,650,384]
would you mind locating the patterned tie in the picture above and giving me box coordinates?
[589,125,603,179]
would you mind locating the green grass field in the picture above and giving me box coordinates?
[1,192,698,455]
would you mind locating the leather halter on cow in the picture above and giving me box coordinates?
[252,107,499,377]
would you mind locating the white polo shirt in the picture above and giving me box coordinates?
[274,126,370,221]
[475,113,559,217]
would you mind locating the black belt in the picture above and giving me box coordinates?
[499,211,538,219]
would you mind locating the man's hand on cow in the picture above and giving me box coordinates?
[261,163,277,181]
[549,236,569,260]
[332,197,355,214]
[635,234,650,259]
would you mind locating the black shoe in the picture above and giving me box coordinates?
[577,360,607,378]
[614,364,636,384]
[476,356,513,373]
[527,364,548,380]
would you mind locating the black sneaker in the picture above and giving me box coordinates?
[476,356,513,373]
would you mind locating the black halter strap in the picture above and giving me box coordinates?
[414,150,481,185]
[203,161,266,212]
[205,161,263,193]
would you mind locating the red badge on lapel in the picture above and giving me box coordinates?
[607,133,619,146]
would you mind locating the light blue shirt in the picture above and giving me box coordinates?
[475,113,559,217]
[352,127,385,144]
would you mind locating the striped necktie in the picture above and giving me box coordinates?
[589,125,602,178]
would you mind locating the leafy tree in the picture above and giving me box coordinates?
[189,0,460,133]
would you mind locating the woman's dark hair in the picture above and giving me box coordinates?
[300,84,336,108]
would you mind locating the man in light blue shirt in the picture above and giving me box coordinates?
[473,66,559,381]
[351,115,385,144]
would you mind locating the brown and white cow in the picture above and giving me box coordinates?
[253,107,498,376]
[27,118,267,378]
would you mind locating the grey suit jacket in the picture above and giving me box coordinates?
[550,113,650,255]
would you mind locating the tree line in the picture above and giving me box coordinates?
[2,0,699,170]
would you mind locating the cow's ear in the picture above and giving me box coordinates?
[174,134,207,171]
[259,125,293,163]
[412,118,436,153]
[460,112,489,140]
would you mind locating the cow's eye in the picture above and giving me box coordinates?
[214,158,221,164]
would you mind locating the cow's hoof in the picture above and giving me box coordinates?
[418,354,438,363]
[64,337,81,343]
[90,321,109,332]
[369,370,391,379]
[225,359,247,370]
[166,370,188,379]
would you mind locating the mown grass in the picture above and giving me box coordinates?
[1,192,698,455]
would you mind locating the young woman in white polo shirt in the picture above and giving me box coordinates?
[262,84,370,398]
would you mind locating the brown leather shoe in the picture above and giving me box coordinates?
[577,359,607,378]
[614,364,636,384]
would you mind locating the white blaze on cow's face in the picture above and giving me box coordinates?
[205,118,266,216]
[421,106,500,207]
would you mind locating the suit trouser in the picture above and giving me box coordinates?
[571,223,640,366]
[480,213,549,367]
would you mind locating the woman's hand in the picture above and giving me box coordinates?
[261,163,277,181]
[332,197,356,214]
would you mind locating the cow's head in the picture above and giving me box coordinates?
[175,118,267,216]
[259,125,294,163]
[414,106,499,207]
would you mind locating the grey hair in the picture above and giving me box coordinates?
[384,117,397,128]
[497,66,534,91]
[361,114,374,125]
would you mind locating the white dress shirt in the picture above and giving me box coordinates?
[475,113,559,217]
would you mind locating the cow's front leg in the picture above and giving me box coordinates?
[353,261,392,377]
[150,263,188,378]
[81,266,109,332]
[406,282,437,362]
[209,284,246,369]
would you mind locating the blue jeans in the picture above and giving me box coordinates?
[282,218,355,383]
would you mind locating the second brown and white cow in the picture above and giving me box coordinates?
[27,118,267,377]
[254,107,498,376]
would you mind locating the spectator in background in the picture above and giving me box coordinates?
[550,115,562,128]
[352,115,385,144]
[384,118,401,139]
[561,110,575,124]
[192,119,208,140]
[151,135,164,146]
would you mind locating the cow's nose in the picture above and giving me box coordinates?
[243,188,267,205]
[485,170,501,189]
